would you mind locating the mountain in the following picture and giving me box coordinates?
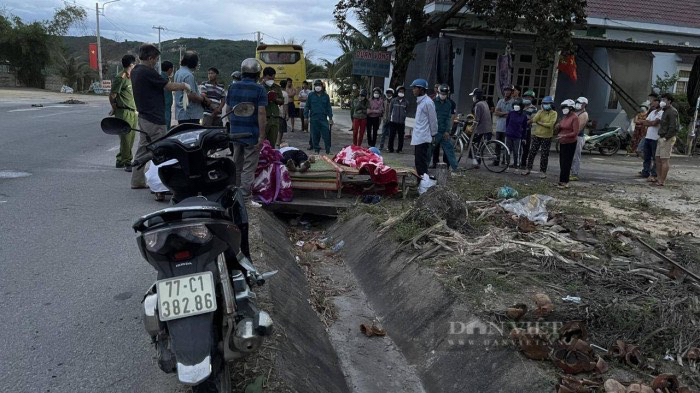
[62,36,257,81]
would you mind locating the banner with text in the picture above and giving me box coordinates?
[352,50,391,78]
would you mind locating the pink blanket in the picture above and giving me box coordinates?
[333,145,399,195]
[253,141,293,204]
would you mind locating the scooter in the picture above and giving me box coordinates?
[101,103,275,392]
[556,127,624,156]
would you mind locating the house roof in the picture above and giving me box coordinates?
[586,0,700,29]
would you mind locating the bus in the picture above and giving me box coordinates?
[256,44,306,110]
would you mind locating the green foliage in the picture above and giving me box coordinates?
[56,52,95,91]
[652,71,679,94]
[0,6,86,87]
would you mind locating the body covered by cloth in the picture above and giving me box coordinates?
[252,140,293,204]
[333,145,399,195]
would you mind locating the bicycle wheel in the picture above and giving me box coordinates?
[481,140,510,173]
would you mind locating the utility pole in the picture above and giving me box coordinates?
[178,45,186,63]
[255,31,261,49]
[152,25,165,66]
[95,0,120,84]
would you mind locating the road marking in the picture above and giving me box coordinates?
[35,110,88,118]
[107,145,119,152]
[8,108,42,112]
[0,170,31,179]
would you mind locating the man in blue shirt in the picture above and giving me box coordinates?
[226,58,268,200]
[432,84,458,171]
[174,51,210,125]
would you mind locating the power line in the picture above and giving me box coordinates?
[101,14,139,42]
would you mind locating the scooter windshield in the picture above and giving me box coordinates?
[169,129,208,147]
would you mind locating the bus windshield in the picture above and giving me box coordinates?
[259,52,302,65]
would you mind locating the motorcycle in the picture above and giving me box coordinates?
[101,103,276,392]
[555,126,625,156]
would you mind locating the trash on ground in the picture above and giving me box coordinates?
[603,378,626,393]
[551,338,608,374]
[609,340,644,368]
[510,326,552,360]
[361,194,381,204]
[31,104,43,107]
[505,303,527,320]
[499,194,554,224]
[556,376,601,393]
[60,85,74,94]
[59,99,85,104]
[497,186,519,199]
[533,293,554,318]
[295,240,305,247]
[562,295,582,304]
[360,323,386,337]
[332,240,345,253]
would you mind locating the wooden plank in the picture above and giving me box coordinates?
[263,197,356,217]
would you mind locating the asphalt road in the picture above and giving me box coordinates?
[0,93,185,392]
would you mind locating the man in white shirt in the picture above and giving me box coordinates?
[640,98,663,181]
[409,79,438,176]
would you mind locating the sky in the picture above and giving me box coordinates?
[2,0,347,62]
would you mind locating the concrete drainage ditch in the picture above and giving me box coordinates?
[251,209,552,392]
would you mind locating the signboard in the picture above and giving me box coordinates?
[352,50,391,78]
[101,80,112,90]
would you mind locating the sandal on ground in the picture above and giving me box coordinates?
[154,192,166,202]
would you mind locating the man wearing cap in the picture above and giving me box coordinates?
[570,97,589,181]
[226,58,267,201]
[493,85,515,165]
[305,80,334,154]
[469,88,493,168]
[410,79,438,176]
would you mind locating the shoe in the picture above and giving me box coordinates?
[285,159,296,172]
[570,175,579,181]
[396,150,402,154]
[116,162,125,169]
[299,161,311,173]
[308,156,316,163]
[558,182,569,189]
[131,184,148,189]
[539,173,547,179]
[124,164,132,172]
[154,192,166,202]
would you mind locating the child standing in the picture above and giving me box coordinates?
[505,99,528,173]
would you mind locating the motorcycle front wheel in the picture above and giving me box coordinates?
[598,137,621,156]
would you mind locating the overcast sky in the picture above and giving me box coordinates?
[2,0,347,61]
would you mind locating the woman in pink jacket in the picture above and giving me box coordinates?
[556,99,580,188]
[366,87,385,147]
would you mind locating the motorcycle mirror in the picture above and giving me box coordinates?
[100,117,152,142]
[231,102,255,117]
[100,117,132,135]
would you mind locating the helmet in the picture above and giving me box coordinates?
[523,90,536,98]
[542,96,554,104]
[231,71,242,81]
[241,58,261,74]
[513,99,524,108]
[386,88,394,94]
[576,97,588,105]
[502,84,514,92]
[409,79,428,89]
[561,99,576,107]
[313,79,323,86]
[372,87,382,93]
[438,84,450,94]
[396,85,405,92]
[359,89,367,97]
[469,88,483,99]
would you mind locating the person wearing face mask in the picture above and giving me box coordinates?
[469,88,492,168]
[387,86,408,153]
[410,79,438,177]
[304,79,334,154]
[523,96,557,178]
[351,89,369,146]
[505,99,529,173]
[366,87,385,147]
[520,90,538,168]
[129,44,190,189]
[261,67,284,147]
[109,54,138,171]
[493,85,515,166]
[174,51,210,125]
[653,93,680,187]
[570,96,589,181]
[431,84,458,171]
[555,99,580,188]
[639,98,662,181]
[379,88,394,151]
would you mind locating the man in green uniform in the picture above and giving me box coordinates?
[160,60,174,129]
[261,67,284,147]
[109,54,138,171]
[304,79,334,154]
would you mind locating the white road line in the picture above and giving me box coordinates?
[34,110,88,118]
[8,108,42,112]
[107,145,119,152]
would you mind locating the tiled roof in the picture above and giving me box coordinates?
[586,0,700,29]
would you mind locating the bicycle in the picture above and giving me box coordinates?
[452,114,510,173]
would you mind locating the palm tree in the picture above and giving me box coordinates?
[321,21,383,85]
[57,53,94,91]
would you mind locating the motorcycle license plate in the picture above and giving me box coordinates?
[157,272,217,321]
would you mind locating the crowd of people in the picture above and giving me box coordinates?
[109,44,682,202]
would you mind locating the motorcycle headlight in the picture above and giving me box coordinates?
[142,223,212,252]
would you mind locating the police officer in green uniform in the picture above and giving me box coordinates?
[261,67,284,147]
[109,54,138,171]
[304,79,334,154]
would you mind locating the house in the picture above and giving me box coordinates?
[396,0,700,129]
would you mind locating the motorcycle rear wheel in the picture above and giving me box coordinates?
[598,137,621,156]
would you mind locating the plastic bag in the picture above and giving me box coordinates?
[497,186,519,199]
[418,173,437,195]
[146,159,178,193]
[499,194,554,224]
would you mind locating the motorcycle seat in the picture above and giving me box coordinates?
[133,197,228,231]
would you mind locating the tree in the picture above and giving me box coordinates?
[333,0,586,87]
[56,52,95,91]
[653,72,680,94]
[0,5,86,87]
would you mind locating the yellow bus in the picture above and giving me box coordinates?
[256,44,306,110]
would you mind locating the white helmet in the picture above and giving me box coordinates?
[576,97,588,105]
[561,99,576,108]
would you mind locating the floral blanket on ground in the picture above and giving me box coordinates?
[253,140,293,204]
[333,145,399,195]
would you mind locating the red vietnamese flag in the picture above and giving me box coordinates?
[558,54,577,82]
[89,43,98,70]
